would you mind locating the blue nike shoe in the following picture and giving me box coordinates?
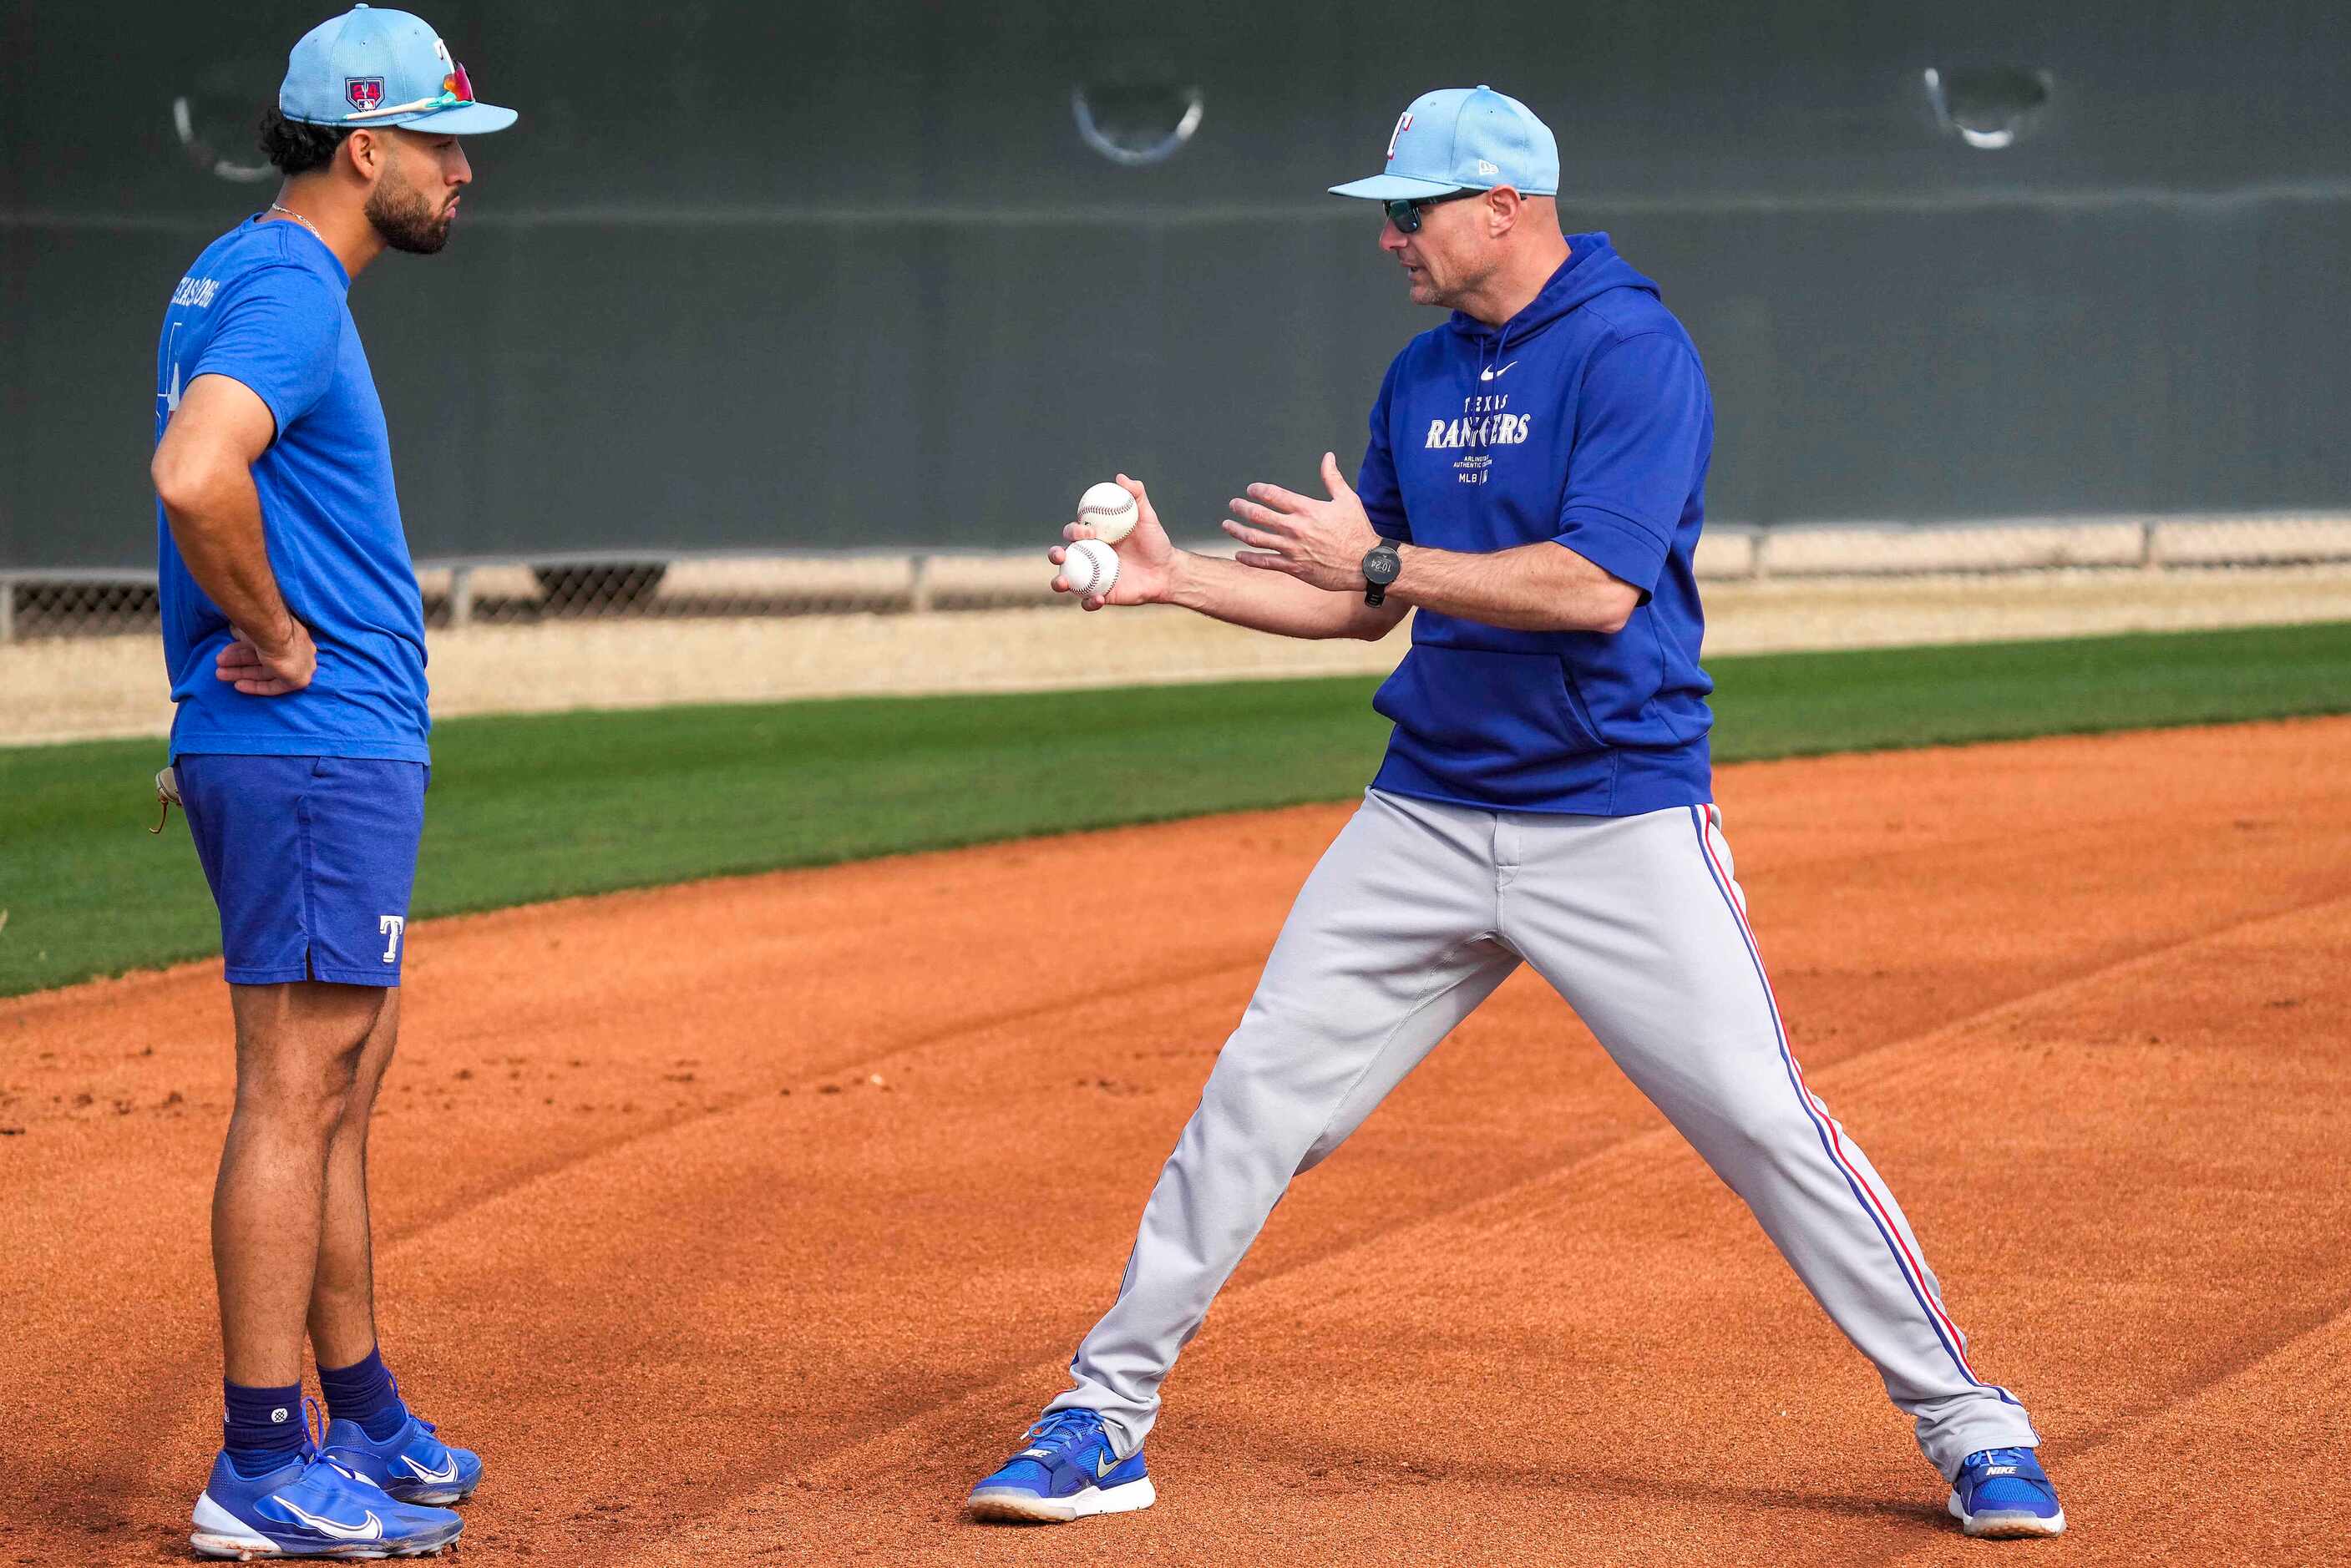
[1947,1446,2065,1539]
[968,1408,1156,1523]
[322,1407,482,1507]
[191,1403,463,1559]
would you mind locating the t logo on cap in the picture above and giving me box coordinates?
[1332,85,1559,204]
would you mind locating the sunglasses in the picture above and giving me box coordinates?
[344,53,479,122]
[1383,188,1486,235]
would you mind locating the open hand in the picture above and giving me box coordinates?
[1051,473,1178,610]
[215,617,317,696]
[1221,452,1381,593]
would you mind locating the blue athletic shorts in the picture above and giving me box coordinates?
[175,754,428,987]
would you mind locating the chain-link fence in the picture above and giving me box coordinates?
[1,576,168,641]
[417,551,1067,628]
[6,514,2351,643]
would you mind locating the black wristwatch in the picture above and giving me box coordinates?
[1361,539,1402,606]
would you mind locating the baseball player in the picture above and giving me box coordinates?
[970,87,2064,1540]
[148,8,514,1558]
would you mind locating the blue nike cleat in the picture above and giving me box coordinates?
[968,1407,1156,1523]
[1947,1446,2065,1539]
[191,1403,463,1559]
[322,1408,482,1506]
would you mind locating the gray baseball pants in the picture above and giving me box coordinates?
[1047,788,2039,1479]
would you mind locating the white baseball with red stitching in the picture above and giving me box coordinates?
[1063,539,1121,598]
[1076,482,1138,544]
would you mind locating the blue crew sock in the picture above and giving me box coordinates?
[223,1381,307,1476]
[318,1345,408,1440]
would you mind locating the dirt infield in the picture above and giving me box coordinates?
[2,718,2347,1565]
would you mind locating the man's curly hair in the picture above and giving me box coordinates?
[258,107,352,176]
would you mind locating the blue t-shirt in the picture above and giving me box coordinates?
[155,217,430,763]
[1360,233,1715,817]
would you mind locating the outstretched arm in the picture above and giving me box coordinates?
[1221,452,1639,635]
[1050,474,1406,643]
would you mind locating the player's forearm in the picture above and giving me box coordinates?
[1164,550,1394,641]
[1391,541,1636,634]
[155,460,297,646]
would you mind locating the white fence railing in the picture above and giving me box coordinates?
[7,513,2349,643]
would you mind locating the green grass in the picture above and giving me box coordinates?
[4,621,2347,998]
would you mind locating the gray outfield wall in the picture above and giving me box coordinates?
[5,0,2348,569]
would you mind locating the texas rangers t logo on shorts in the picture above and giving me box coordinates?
[379,914,406,964]
[346,77,385,113]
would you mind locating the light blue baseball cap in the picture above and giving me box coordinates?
[1330,85,1558,201]
[280,5,516,134]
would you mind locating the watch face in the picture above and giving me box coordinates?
[1364,546,1402,585]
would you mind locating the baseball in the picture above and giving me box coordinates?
[1077,481,1139,544]
[1061,538,1121,599]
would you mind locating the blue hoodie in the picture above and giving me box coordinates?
[1358,232,1715,817]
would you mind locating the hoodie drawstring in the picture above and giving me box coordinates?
[1479,321,1513,383]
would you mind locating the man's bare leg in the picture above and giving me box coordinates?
[307,989,400,1371]
[215,981,387,1389]
[291,986,479,1503]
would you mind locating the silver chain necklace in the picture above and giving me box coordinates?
[266,203,325,242]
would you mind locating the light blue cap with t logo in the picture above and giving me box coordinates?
[1329,85,1558,200]
[280,5,516,134]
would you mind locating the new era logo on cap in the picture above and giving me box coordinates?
[1331,84,1561,203]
